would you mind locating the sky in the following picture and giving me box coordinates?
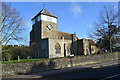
[5,2,118,45]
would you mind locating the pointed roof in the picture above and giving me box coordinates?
[32,8,57,20]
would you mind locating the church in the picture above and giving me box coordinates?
[30,8,98,58]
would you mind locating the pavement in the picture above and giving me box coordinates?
[2,60,119,80]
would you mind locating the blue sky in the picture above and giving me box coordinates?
[7,2,118,45]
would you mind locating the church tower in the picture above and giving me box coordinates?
[30,9,57,58]
[31,9,57,39]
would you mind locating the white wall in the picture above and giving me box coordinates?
[32,14,57,25]
[41,14,57,23]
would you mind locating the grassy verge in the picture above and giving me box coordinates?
[0,56,71,64]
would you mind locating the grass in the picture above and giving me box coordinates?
[0,56,71,64]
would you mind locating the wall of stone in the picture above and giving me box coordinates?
[41,20,58,39]
[48,38,72,58]
[41,38,49,58]
[83,39,91,55]
[2,52,119,77]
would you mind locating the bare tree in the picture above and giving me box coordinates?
[1,3,24,45]
[89,5,119,52]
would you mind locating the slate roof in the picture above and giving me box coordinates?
[32,8,57,20]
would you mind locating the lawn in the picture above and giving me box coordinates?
[1,56,71,64]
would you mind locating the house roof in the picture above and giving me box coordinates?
[88,39,95,45]
[31,8,57,20]
[77,38,96,45]
[58,31,73,40]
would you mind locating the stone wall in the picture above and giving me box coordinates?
[48,38,72,58]
[2,52,119,77]
[41,20,57,39]
[76,39,98,55]
[41,38,49,58]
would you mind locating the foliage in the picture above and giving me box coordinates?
[2,45,30,61]
[2,45,14,61]
[89,5,119,52]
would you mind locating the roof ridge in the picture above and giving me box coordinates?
[41,8,57,17]
[32,8,57,20]
[58,31,73,35]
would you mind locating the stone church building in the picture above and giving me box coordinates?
[30,9,98,58]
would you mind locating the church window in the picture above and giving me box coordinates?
[67,44,71,55]
[91,48,94,52]
[55,43,61,54]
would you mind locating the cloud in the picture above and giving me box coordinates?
[69,2,81,17]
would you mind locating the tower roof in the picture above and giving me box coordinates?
[32,8,57,20]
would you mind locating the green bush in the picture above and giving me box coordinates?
[2,45,30,61]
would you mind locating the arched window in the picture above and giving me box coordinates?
[67,44,71,55]
[55,43,61,54]
[67,43,73,55]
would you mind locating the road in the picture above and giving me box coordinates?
[39,64,120,80]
